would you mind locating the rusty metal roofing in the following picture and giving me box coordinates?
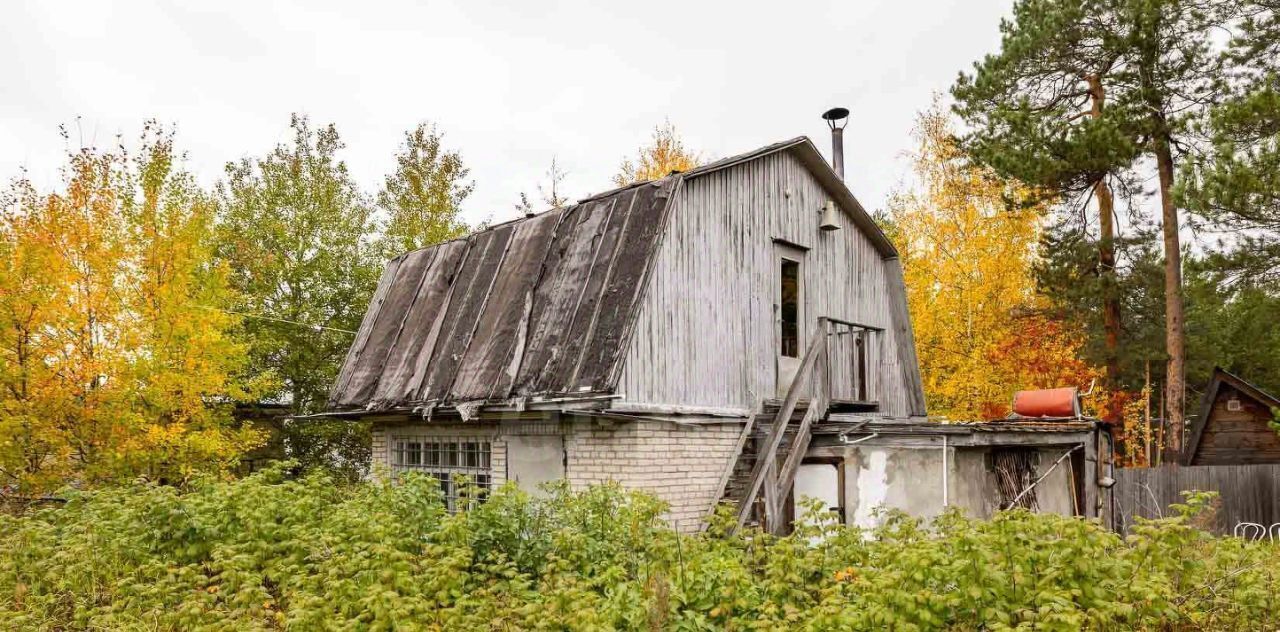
[328,177,678,412]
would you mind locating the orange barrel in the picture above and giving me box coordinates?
[1011,387,1080,418]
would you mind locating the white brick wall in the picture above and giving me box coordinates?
[369,417,745,532]
[564,419,743,531]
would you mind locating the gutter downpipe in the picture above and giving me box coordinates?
[942,435,949,508]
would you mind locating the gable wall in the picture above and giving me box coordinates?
[1191,385,1280,465]
[616,150,920,416]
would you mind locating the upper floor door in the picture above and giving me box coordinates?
[775,243,806,398]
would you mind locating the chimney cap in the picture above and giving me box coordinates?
[822,107,850,121]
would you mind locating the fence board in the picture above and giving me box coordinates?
[1113,464,1280,537]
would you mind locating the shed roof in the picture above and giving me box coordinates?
[327,137,897,413]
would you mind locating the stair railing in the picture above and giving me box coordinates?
[734,317,832,533]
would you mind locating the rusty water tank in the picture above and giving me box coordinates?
[1011,387,1081,419]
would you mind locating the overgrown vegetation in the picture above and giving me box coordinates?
[3,465,1277,631]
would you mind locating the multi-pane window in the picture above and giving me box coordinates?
[391,436,492,511]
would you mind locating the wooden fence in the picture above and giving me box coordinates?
[1112,464,1280,537]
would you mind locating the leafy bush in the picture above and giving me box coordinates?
[2,466,1278,631]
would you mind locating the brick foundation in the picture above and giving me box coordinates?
[370,416,744,532]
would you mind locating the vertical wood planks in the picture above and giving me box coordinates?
[1113,464,1280,535]
[617,149,922,415]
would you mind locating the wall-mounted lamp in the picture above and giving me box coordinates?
[820,200,841,231]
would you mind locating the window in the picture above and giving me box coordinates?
[391,436,492,511]
[855,332,868,401]
[780,259,800,357]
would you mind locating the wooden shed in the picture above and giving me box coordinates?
[1184,368,1280,465]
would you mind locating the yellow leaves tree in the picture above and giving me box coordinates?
[890,105,1103,420]
[613,120,702,186]
[0,125,264,494]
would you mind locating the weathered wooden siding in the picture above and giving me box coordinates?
[1190,385,1280,465]
[617,150,922,416]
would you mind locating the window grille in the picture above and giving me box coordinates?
[391,436,492,511]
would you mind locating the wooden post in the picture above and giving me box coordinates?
[1144,361,1152,467]
[1085,432,1099,518]
[1156,382,1165,466]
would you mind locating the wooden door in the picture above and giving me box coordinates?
[775,244,806,397]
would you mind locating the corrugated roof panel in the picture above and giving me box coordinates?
[450,209,564,400]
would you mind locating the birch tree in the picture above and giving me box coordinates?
[379,123,472,256]
[613,121,702,186]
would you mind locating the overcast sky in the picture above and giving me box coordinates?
[1,0,1013,227]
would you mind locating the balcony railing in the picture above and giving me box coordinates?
[821,317,882,405]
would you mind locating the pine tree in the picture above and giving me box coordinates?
[1180,1,1280,282]
[952,0,1144,408]
[954,0,1242,442]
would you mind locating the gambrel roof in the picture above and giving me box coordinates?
[327,137,897,413]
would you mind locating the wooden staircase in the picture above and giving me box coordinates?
[711,317,883,534]
[722,402,816,530]
[728,319,832,534]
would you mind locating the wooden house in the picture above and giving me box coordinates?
[325,123,1110,532]
[1184,368,1280,465]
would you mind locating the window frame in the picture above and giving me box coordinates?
[391,435,493,511]
[774,242,807,361]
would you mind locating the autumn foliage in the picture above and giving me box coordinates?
[612,120,702,186]
[0,126,266,495]
[890,107,1106,420]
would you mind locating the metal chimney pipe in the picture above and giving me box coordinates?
[822,107,850,180]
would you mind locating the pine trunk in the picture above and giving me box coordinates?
[1087,74,1122,418]
[1154,136,1185,451]
[1097,179,1120,390]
